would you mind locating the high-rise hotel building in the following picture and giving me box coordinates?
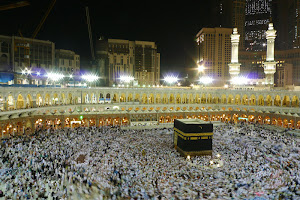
[96,39,160,87]
[196,28,232,86]
[245,0,272,51]
[212,0,246,49]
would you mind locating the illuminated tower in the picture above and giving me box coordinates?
[245,0,272,51]
[228,28,241,79]
[263,23,277,86]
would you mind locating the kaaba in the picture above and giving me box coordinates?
[174,119,213,157]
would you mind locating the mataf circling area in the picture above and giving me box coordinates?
[0,124,299,199]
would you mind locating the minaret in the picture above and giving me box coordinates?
[263,23,277,86]
[228,28,241,80]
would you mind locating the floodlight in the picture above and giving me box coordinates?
[198,64,204,72]
[47,72,65,81]
[164,75,178,84]
[81,74,99,82]
[231,76,249,85]
[120,75,134,83]
[199,76,213,85]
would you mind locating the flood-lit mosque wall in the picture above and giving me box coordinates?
[0,87,300,136]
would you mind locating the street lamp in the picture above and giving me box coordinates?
[164,75,178,86]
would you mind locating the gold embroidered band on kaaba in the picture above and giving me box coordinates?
[174,128,213,140]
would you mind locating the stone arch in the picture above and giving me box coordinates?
[44,93,51,105]
[67,93,72,104]
[241,95,248,105]
[0,94,4,110]
[292,96,299,107]
[156,94,161,104]
[128,93,133,102]
[266,95,272,106]
[36,93,43,106]
[213,96,220,104]
[162,94,168,104]
[61,93,66,104]
[120,93,126,102]
[195,94,200,104]
[82,93,87,104]
[201,94,206,104]
[282,96,290,107]
[92,93,98,103]
[235,94,241,105]
[86,93,92,103]
[227,94,234,104]
[207,94,212,104]
[264,116,271,124]
[274,95,281,106]
[149,93,155,104]
[99,93,104,99]
[221,94,226,104]
[113,93,119,103]
[182,94,188,104]
[53,93,59,105]
[170,94,175,104]
[16,94,24,109]
[250,94,256,106]
[176,94,181,104]
[258,95,264,106]
[26,94,33,108]
[188,94,193,104]
[0,53,9,70]
[135,93,140,102]
[25,119,32,129]
[142,93,148,104]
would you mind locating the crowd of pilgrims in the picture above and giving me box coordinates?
[0,122,299,200]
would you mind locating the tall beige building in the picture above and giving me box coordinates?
[0,35,55,84]
[0,35,81,85]
[196,28,232,86]
[96,39,160,86]
[55,49,80,74]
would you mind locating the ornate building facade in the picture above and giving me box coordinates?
[95,39,160,87]
[0,87,300,137]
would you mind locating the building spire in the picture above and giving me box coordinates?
[228,28,241,81]
[263,23,277,86]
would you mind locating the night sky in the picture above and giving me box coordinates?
[1,0,217,77]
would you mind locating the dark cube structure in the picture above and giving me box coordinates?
[174,119,213,157]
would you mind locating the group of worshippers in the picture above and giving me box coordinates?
[0,122,299,199]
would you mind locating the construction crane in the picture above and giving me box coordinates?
[15,0,56,84]
[31,0,56,39]
[85,6,95,60]
[0,1,30,11]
